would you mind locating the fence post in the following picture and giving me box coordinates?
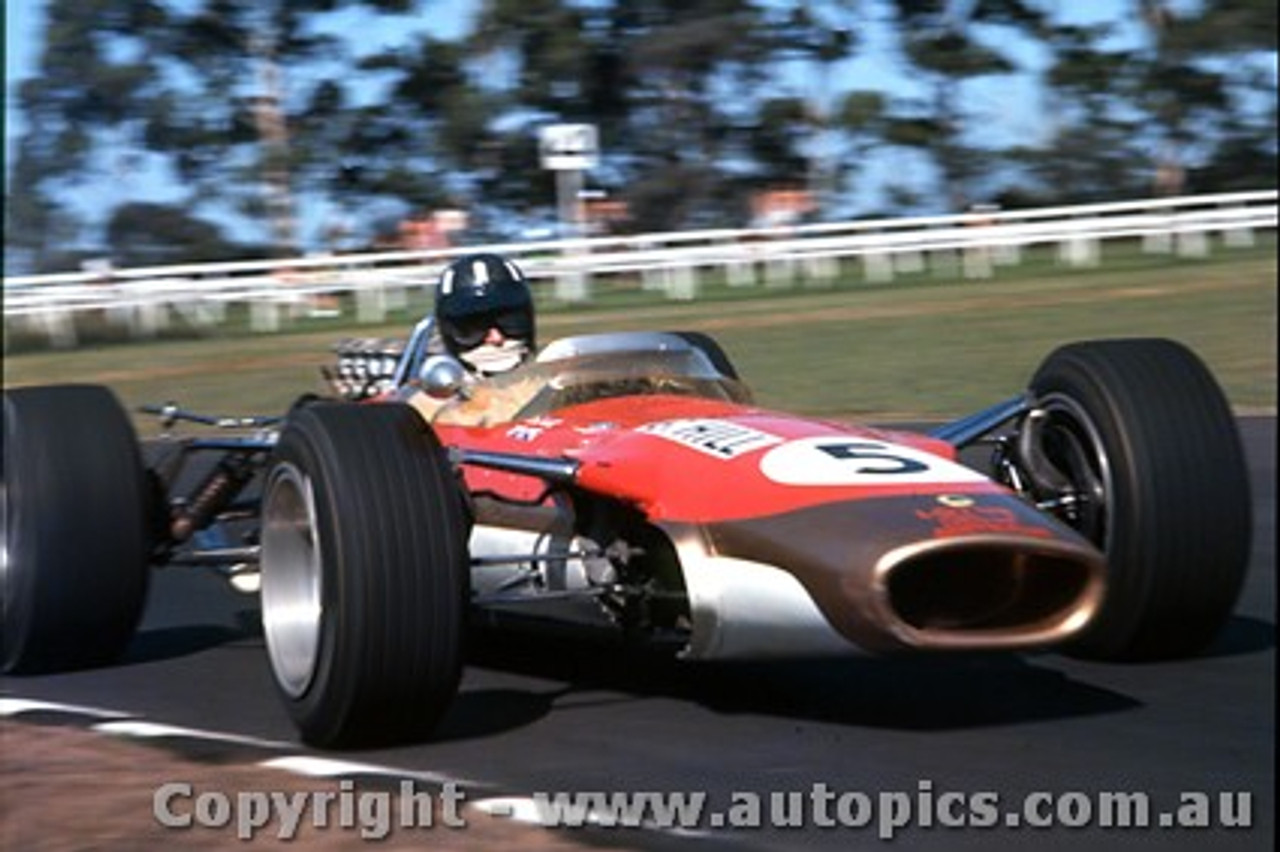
[766,255,796,288]
[1059,234,1100,267]
[37,308,78,349]
[1176,229,1209,258]
[863,251,893,283]
[356,282,387,323]
[250,299,281,332]
[803,254,839,286]
[726,257,756,287]
[894,249,925,275]
[1221,204,1255,247]
[665,264,697,300]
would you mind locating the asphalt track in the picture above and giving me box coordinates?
[2,418,1273,851]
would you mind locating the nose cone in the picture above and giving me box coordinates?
[705,494,1107,654]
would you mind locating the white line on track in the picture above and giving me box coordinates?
[259,755,474,787]
[3,697,487,799]
[92,718,294,750]
[0,696,134,719]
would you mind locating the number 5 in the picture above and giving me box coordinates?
[816,442,929,475]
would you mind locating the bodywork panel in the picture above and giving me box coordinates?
[426,344,1107,659]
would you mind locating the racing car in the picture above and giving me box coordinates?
[1,328,1252,748]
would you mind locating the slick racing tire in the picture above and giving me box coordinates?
[1027,339,1251,661]
[261,402,470,748]
[2,385,151,673]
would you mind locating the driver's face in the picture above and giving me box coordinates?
[448,306,532,349]
[483,325,506,345]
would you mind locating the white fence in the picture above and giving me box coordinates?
[4,190,1276,348]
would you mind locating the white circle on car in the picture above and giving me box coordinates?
[759,437,988,486]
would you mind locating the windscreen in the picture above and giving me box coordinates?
[433,347,750,427]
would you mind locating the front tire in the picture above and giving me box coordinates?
[261,402,469,747]
[1027,339,1251,660]
[2,385,151,672]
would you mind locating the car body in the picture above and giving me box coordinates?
[1,329,1251,747]
[423,333,1105,661]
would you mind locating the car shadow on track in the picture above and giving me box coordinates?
[119,607,263,667]
[441,625,1143,740]
[121,625,249,666]
[433,686,577,741]
[1199,615,1275,659]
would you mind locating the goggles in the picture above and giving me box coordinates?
[444,308,533,350]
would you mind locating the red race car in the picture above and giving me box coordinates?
[2,330,1251,748]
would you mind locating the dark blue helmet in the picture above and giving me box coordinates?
[435,254,535,370]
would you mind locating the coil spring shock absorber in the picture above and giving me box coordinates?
[169,453,258,543]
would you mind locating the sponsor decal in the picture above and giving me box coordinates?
[638,418,783,459]
[506,416,563,442]
[916,505,1055,539]
[507,424,544,442]
[759,438,989,486]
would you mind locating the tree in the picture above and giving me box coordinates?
[5,0,436,272]
[139,0,361,256]
[5,0,169,271]
[106,202,252,266]
[5,0,1275,273]
[1162,0,1278,192]
[1016,19,1154,204]
[950,0,1275,206]
[878,0,1049,212]
[445,0,864,231]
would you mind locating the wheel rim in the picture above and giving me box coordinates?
[260,462,324,698]
[1037,393,1114,550]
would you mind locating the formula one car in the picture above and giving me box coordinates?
[1,329,1252,747]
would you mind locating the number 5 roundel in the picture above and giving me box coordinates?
[758,438,988,486]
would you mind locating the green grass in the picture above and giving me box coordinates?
[4,238,1275,431]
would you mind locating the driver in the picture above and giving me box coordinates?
[436,252,537,376]
[401,253,540,425]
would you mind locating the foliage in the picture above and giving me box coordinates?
[4,0,1276,273]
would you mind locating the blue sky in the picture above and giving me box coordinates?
[5,1,38,159]
[4,0,481,244]
[4,1,477,169]
[6,1,51,159]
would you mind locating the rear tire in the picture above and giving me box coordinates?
[2,385,151,672]
[261,402,470,747]
[1027,339,1251,660]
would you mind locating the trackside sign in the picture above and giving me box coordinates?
[539,124,599,170]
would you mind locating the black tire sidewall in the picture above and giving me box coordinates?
[263,403,470,747]
[2,385,150,673]
[1030,339,1251,660]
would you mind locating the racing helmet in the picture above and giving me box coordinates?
[435,253,536,375]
